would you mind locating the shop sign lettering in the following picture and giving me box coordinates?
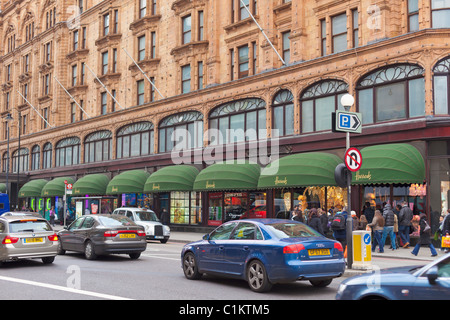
[206,181,216,189]
[274,176,287,185]
[355,171,372,181]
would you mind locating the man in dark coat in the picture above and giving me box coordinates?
[398,201,413,248]
[160,208,170,225]
[307,208,324,236]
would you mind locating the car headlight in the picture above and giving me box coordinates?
[163,225,170,234]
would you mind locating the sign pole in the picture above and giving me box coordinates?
[346,131,353,269]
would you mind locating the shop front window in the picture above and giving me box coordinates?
[170,191,202,225]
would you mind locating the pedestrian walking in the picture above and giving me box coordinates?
[381,204,397,250]
[307,208,324,235]
[398,201,413,248]
[291,205,303,222]
[363,202,375,223]
[368,210,385,253]
[411,213,438,257]
[357,214,368,230]
[49,206,56,227]
[331,207,348,251]
[160,208,170,226]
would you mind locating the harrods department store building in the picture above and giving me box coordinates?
[1,0,450,231]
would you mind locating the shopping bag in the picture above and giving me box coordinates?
[442,236,450,248]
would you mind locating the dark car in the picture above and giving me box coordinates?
[57,214,147,260]
[181,219,345,292]
[336,253,450,300]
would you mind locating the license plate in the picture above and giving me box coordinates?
[23,237,44,244]
[155,236,163,239]
[308,249,330,256]
[119,234,136,239]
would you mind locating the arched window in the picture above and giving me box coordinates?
[300,80,348,133]
[43,143,52,169]
[272,90,294,137]
[56,137,80,167]
[2,152,7,172]
[357,64,425,124]
[84,130,112,163]
[117,122,154,159]
[12,148,29,173]
[433,56,450,115]
[209,98,266,144]
[31,145,40,171]
[159,112,203,152]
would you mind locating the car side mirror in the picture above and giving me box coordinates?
[426,266,439,285]
[202,234,210,241]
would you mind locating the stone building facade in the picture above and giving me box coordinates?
[0,0,449,230]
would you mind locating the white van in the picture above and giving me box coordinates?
[112,207,170,243]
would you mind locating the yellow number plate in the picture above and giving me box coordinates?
[308,249,330,256]
[119,234,136,239]
[24,237,44,244]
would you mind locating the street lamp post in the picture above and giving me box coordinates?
[5,113,13,200]
[340,94,355,269]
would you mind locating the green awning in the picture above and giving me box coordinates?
[72,174,110,196]
[41,177,75,197]
[258,152,342,189]
[19,179,48,198]
[144,165,199,193]
[106,170,150,195]
[352,143,425,185]
[0,183,6,193]
[193,161,261,191]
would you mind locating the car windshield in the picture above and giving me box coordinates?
[9,220,52,233]
[266,222,322,239]
[98,215,135,227]
[135,211,159,222]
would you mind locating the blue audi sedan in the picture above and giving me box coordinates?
[336,253,450,300]
[181,219,346,292]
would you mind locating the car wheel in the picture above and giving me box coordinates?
[309,279,333,287]
[42,256,55,264]
[247,260,272,293]
[57,240,65,255]
[183,252,202,280]
[160,239,168,244]
[129,253,141,260]
[84,241,97,260]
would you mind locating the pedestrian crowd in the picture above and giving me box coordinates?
[290,200,450,257]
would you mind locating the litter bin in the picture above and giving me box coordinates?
[352,230,372,270]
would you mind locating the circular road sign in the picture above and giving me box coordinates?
[345,147,363,172]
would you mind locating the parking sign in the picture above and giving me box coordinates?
[335,111,362,133]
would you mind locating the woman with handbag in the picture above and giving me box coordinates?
[411,213,438,257]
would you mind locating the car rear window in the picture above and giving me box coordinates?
[9,220,52,233]
[135,211,159,222]
[266,222,321,239]
[98,215,135,227]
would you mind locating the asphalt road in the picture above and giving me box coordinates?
[0,240,431,301]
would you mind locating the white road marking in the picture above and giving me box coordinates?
[0,275,132,300]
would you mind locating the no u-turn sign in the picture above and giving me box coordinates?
[345,148,363,172]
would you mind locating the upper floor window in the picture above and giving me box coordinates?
[84,130,112,163]
[43,143,52,169]
[117,122,154,159]
[31,145,40,171]
[332,13,347,53]
[272,90,294,137]
[357,64,425,124]
[12,148,29,173]
[209,98,266,144]
[182,15,192,44]
[431,0,450,28]
[300,80,348,133]
[55,137,80,167]
[408,0,419,31]
[231,0,257,23]
[159,112,203,153]
[433,56,450,115]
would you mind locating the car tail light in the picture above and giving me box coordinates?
[283,244,305,254]
[48,234,59,242]
[137,230,145,237]
[104,230,119,237]
[2,236,19,244]
[334,242,344,252]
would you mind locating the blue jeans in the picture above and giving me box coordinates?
[398,225,410,245]
[411,243,438,256]
[381,226,396,250]
[372,230,384,253]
